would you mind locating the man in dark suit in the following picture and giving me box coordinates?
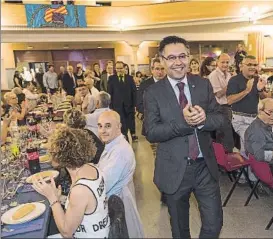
[108,61,137,140]
[62,65,77,96]
[144,36,224,238]
[100,63,114,92]
[137,58,165,135]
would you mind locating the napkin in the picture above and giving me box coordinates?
[17,184,35,193]
[1,215,45,237]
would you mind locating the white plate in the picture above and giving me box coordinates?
[1,202,46,225]
[26,170,59,184]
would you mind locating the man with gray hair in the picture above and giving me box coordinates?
[85,91,111,137]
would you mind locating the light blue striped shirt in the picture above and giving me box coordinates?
[98,134,136,197]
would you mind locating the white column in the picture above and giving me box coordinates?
[130,44,139,74]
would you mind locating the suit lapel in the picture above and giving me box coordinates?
[161,77,182,120]
[187,74,198,106]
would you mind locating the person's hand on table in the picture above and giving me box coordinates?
[32,176,61,205]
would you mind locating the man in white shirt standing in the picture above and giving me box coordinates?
[209,53,234,152]
[85,78,99,97]
[85,91,111,137]
[43,64,58,94]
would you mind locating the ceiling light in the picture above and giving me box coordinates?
[97,46,102,48]
[214,50,222,57]
[63,45,69,49]
[27,46,33,49]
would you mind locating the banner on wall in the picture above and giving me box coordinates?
[25,4,87,28]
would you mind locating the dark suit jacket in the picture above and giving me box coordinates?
[144,74,225,194]
[108,74,137,114]
[137,77,156,114]
[62,72,77,96]
[100,73,108,92]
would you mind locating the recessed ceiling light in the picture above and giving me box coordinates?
[63,45,69,49]
[27,46,33,49]
[97,46,102,48]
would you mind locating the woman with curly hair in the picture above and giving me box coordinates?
[63,108,104,164]
[32,126,110,238]
[200,57,216,79]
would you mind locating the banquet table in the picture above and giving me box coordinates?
[3,191,51,238]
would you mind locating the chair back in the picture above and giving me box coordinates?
[248,154,273,188]
[212,142,227,167]
[108,195,129,239]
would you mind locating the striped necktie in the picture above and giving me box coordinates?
[177,82,200,160]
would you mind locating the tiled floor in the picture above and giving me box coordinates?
[132,120,273,238]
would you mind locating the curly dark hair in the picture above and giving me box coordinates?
[63,109,86,129]
[48,126,96,169]
[200,57,216,78]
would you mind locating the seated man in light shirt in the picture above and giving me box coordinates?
[97,110,144,238]
[22,81,44,111]
[245,98,273,174]
[76,83,94,114]
[85,91,111,137]
[85,77,99,97]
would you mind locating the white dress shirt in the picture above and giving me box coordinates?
[167,75,203,157]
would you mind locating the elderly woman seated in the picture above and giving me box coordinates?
[12,87,26,105]
[32,126,109,238]
[63,108,104,164]
[3,92,26,126]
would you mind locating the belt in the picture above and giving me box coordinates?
[232,111,257,118]
[184,157,205,166]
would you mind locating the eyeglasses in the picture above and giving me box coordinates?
[263,110,273,116]
[243,63,259,67]
[161,54,189,63]
[153,67,165,71]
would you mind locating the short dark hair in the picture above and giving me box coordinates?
[159,36,190,54]
[151,58,161,68]
[77,83,87,88]
[93,63,99,67]
[115,61,124,67]
[48,64,54,69]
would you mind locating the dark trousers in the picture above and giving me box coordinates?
[49,88,58,94]
[116,108,129,141]
[165,160,223,238]
[216,105,234,152]
[127,111,136,135]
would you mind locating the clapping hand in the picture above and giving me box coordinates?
[183,104,206,126]
[257,77,267,91]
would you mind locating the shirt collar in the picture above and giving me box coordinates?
[153,77,158,83]
[167,75,188,89]
[257,117,272,131]
[94,107,109,113]
[216,67,230,79]
[105,134,125,152]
